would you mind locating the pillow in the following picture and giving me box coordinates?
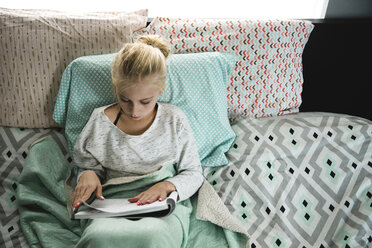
[134,17,314,123]
[53,52,237,167]
[0,7,148,128]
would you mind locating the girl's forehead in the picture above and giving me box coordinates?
[129,74,161,85]
[118,81,161,100]
[118,75,165,97]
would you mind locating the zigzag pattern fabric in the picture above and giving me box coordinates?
[204,113,372,247]
[135,18,314,122]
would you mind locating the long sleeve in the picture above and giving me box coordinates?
[166,113,204,202]
[73,110,106,181]
[72,103,203,200]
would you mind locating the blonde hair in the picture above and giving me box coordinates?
[112,35,170,95]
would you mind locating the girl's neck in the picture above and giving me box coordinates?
[118,104,158,136]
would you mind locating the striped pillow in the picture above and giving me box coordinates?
[0,7,148,128]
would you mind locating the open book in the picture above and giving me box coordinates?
[74,191,178,219]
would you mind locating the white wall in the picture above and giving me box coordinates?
[1,0,329,19]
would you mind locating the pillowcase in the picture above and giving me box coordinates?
[0,7,148,128]
[134,17,314,123]
[53,52,237,167]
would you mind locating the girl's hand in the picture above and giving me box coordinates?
[128,181,176,205]
[72,170,104,209]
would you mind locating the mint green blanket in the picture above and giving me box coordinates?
[17,137,249,248]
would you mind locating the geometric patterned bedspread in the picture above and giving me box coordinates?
[1,112,371,248]
[204,112,372,248]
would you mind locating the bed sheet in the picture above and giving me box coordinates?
[204,112,372,247]
[1,112,371,248]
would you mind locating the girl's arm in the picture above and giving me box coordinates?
[165,116,204,202]
[73,110,106,181]
[72,111,106,207]
[129,111,203,205]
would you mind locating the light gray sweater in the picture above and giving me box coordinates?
[73,102,204,201]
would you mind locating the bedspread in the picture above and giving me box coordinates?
[204,112,372,247]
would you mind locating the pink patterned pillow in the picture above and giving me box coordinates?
[135,18,314,122]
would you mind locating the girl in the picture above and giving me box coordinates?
[71,35,204,247]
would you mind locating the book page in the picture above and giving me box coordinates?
[83,191,178,214]
[84,198,166,214]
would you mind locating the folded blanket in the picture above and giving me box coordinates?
[17,137,249,247]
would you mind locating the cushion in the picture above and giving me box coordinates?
[0,7,148,128]
[134,17,314,122]
[53,52,237,167]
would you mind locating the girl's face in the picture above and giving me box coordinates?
[117,76,164,121]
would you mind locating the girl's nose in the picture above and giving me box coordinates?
[130,103,140,115]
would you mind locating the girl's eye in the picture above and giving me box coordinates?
[121,99,130,103]
[141,102,150,105]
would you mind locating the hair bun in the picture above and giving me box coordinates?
[136,35,171,59]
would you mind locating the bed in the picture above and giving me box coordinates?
[1,7,371,248]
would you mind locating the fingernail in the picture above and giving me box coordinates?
[73,202,81,212]
[137,201,141,205]
[99,196,105,200]
[159,198,162,201]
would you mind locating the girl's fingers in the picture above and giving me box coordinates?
[73,187,93,206]
[128,193,143,203]
[81,190,92,202]
[72,189,86,211]
[128,197,138,203]
[72,188,83,206]
[95,184,103,200]
[158,192,167,202]
[137,194,164,205]
[129,182,172,205]
[136,196,147,205]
